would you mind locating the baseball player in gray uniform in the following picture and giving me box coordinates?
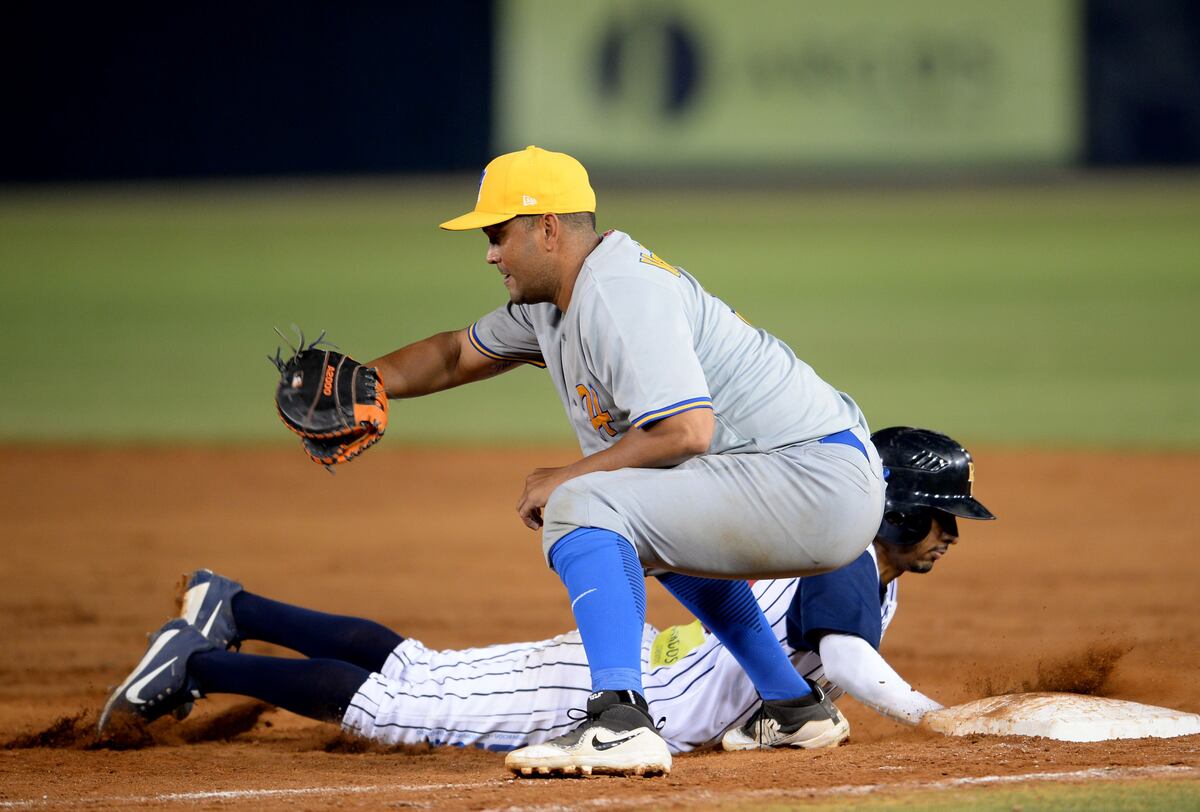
[105,145,889,777]
[386,145,884,775]
[98,428,994,768]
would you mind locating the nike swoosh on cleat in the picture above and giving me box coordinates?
[125,656,179,705]
[199,600,222,639]
[99,628,181,730]
[111,628,179,699]
[591,730,642,751]
[182,582,210,626]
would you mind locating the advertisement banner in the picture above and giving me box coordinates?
[496,0,1080,168]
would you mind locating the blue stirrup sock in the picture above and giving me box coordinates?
[232,592,404,673]
[548,527,647,694]
[190,650,367,723]
[658,573,811,701]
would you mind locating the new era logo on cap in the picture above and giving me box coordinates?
[522,195,538,206]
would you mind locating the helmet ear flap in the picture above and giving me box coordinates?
[878,510,932,546]
[877,510,910,545]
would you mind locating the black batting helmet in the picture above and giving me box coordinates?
[872,426,995,545]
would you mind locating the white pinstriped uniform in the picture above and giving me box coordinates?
[469,229,886,577]
[342,557,899,753]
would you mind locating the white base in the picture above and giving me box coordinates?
[923,692,1200,743]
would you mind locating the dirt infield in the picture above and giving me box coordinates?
[1,446,1197,810]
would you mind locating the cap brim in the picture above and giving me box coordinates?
[940,497,996,521]
[438,210,516,231]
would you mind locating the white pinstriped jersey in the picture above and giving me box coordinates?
[469,230,864,456]
[342,549,899,753]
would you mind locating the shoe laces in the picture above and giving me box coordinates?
[567,703,665,731]
[755,716,781,746]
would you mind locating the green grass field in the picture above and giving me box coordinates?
[1,175,1197,447]
[760,777,1200,811]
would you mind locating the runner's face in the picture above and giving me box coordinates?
[894,514,959,574]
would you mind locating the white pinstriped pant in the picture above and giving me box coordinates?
[340,579,837,753]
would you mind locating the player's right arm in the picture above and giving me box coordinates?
[793,554,941,726]
[368,329,517,399]
[817,633,941,725]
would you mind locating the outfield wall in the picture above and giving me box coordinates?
[3,1,1199,182]
[495,0,1082,169]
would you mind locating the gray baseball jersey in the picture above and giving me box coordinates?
[471,230,862,455]
[471,230,886,576]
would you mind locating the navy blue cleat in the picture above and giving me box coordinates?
[98,618,215,732]
[178,569,243,650]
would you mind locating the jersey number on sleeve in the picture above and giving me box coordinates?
[576,384,618,438]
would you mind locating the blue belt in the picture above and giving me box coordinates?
[818,429,868,460]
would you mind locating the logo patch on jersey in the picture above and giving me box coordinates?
[650,620,706,668]
[639,250,681,277]
[576,384,618,438]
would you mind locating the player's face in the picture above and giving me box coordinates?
[893,514,958,574]
[482,217,558,305]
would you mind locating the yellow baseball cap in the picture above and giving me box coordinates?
[439,145,596,231]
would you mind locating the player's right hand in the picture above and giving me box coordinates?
[517,466,572,530]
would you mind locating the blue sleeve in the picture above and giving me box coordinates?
[785,551,883,652]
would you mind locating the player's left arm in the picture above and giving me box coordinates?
[517,408,713,529]
[817,633,942,725]
[796,558,940,725]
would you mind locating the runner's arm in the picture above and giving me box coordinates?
[818,633,942,725]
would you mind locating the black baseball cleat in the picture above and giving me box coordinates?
[721,681,850,750]
[178,569,243,650]
[505,690,671,777]
[98,619,215,733]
